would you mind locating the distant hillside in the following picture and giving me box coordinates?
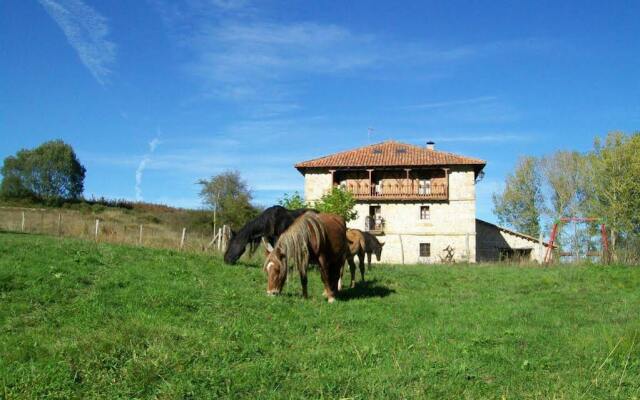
[0,197,214,232]
[0,198,218,251]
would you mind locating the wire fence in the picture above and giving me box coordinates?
[0,206,231,254]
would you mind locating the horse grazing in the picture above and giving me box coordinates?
[340,229,367,289]
[224,206,311,264]
[362,231,385,268]
[263,212,347,303]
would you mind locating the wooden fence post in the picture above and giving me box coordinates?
[180,227,186,250]
[21,211,25,232]
[95,219,100,241]
[139,225,143,245]
[57,213,62,236]
[222,226,227,251]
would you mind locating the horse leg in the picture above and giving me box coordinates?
[299,267,308,299]
[317,254,335,302]
[338,262,345,291]
[347,256,356,289]
[367,252,372,270]
[358,251,366,282]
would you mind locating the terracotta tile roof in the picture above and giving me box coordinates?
[295,140,486,171]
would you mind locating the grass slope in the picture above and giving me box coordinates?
[1,232,639,399]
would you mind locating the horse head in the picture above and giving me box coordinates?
[262,238,287,295]
[223,234,245,264]
[375,241,385,261]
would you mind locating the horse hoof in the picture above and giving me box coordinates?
[328,297,336,304]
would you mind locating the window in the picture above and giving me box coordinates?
[420,206,430,220]
[419,243,431,257]
[418,179,432,195]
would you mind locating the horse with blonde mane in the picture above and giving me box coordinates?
[263,211,347,303]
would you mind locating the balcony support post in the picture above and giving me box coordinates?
[404,168,411,195]
[443,168,450,198]
[367,169,374,196]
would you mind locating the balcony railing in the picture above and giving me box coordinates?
[341,182,448,200]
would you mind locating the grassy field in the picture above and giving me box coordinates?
[1,232,639,399]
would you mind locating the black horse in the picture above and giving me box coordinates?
[223,205,312,264]
[362,231,385,268]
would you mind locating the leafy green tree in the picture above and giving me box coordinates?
[492,156,543,237]
[540,151,588,219]
[0,140,86,202]
[584,131,640,255]
[314,186,358,222]
[198,170,260,229]
[278,191,307,210]
[539,151,589,253]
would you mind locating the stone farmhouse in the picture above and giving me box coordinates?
[295,140,549,264]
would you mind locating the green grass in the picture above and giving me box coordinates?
[1,232,639,399]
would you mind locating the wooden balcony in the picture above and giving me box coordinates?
[341,181,448,201]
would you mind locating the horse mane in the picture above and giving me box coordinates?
[224,206,314,263]
[232,214,267,246]
[274,211,326,281]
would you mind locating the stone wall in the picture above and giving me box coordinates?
[476,220,547,263]
[348,202,476,264]
[303,169,333,203]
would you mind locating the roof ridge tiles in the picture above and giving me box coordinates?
[294,140,486,170]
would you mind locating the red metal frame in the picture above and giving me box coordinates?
[544,217,609,264]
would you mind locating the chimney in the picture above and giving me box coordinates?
[426,141,435,150]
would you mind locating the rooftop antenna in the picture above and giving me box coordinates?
[367,127,375,144]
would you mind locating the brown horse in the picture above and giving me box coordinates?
[340,228,367,289]
[263,212,347,303]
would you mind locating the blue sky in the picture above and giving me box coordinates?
[1,0,638,223]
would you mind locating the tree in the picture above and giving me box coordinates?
[198,170,259,229]
[278,191,307,210]
[540,151,588,220]
[584,132,640,255]
[492,156,543,237]
[539,151,589,254]
[314,186,358,222]
[0,140,86,202]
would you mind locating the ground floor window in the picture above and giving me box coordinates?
[419,243,431,257]
[420,205,430,220]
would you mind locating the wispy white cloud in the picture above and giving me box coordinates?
[135,135,162,201]
[185,20,377,108]
[406,96,498,110]
[39,0,116,85]
[150,0,551,117]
